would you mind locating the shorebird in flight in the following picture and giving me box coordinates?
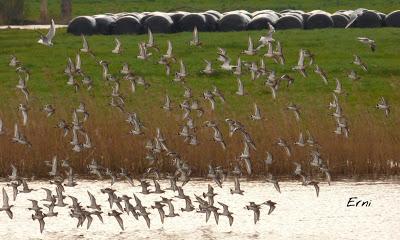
[258,23,275,46]
[274,41,285,65]
[357,37,376,52]
[250,103,262,120]
[0,188,13,219]
[242,36,257,55]
[9,55,20,67]
[353,54,368,72]
[245,202,261,224]
[12,123,31,147]
[16,74,29,101]
[190,26,202,46]
[37,19,56,46]
[200,59,214,75]
[145,28,159,51]
[137,42,152,60]
[266,173,281,193]
[230,175,244,195]
[314,65,328,85]
[80,35,95,56]
[333,78,343,95]
[287,102,301,122]
[163,40,176,61]
[174,59,188,82]
[376,97,390,117]
[292,49,307,77]
[348,69,360,81]
[236,78,245,96]
[218,202,234,226]
[111,38,122,54]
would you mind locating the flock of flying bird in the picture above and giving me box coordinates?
[0,19,392,233]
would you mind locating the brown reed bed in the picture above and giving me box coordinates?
[0,95,399,181]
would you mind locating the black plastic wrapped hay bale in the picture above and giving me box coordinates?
[331,13,349,28]
[237,10,252,18]
[247,13,279,30]
[94,15,115,35]
[302,13,310,23]
[218,12,251,31]
[203,13,219,31]
[178,13,207,31]
[385,10,400,27]
[143,14,175,33]
[280,9,305,15]
[205,10,222,19]
[252,10,271,17]
[67,16,97,35]
[113,15,143,34]
[140,13,153,24]
[275,13,304,29]
[306,11,334,29]
[356,10,382,27]
[140,12,164,25]
[346,10,382,28]
[376,12,387,26]
[169,11,188,25]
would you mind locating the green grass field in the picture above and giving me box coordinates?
[1,28,399,110]
[0,27,399,178]
[15,0,400,24]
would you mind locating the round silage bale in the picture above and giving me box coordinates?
[203,13,219,31]
[113,15,143,34]
[225,10,252,18]
[331,13,349,28]
[385,10,400,27]
[252,10,279,18]
[67,16,97,35]
[247,13,279,30]
[306,11,334,29]
[347,10,382,28]
[279,9,292,14]
[302,13,310,23]
[93,15,115,35]
[205,10,222,19]
[280,9,305,15]
[169,11,188,25]
[373,11,386,26]
[275,13,304,29]
[140,13,153,25]
[337,10,354,18]
[218,12,251,31]
[130,13,143,19]
[252,10,269,17]
[356,10,382,27]
[178,13,207,31]
[140,12,164,24]
[119,13,142,22]
[143,13,175,33]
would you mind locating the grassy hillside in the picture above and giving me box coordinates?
[0,27,399,179]
[17,0,400,24]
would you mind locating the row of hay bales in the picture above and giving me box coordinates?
[67,9,400,35]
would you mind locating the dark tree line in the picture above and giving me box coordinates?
[0,0,72,24]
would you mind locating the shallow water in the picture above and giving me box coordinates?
[0,180,398,240]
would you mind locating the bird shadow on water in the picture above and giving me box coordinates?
[246,232,260,239]
[196,225,246,240]
[155,227,182,240]
[199,226,217,240]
